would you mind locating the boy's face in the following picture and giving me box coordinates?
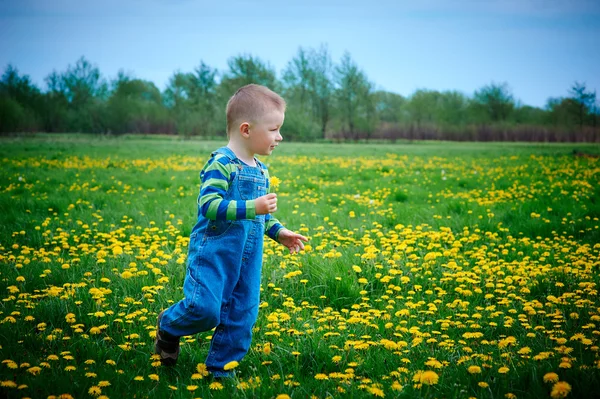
[246,109,284,156]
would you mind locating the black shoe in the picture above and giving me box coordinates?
[154,310,180,366]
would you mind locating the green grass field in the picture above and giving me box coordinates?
[1,135,599,399]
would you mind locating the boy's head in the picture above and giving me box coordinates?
[226,84,286,137]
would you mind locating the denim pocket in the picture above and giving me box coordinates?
[204,219,235,240]
[237,175,264,200]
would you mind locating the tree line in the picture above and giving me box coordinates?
[1,46,598,142]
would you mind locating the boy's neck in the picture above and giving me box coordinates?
[226,142,256,166]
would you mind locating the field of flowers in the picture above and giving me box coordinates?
[1,136,599,399]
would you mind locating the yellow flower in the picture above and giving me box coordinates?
[468,365,482,374]
[412,370,439,385]
[544,372,559,383]
[196,363,209,376]
[478,382,489,388]
[209,381,223,390]
[498,367,510,374]
[88,386,101,396]
[186,385,198,391]
[26,366,41,375]
[315,373,329,380]
[149,374,159,381]
[276,395,291,399]
[391,381,403,391]
[98,381,110,387]
[224,360,239,371]
[270,176,281,189]
[134,376,144,381]
[1,380,17,388]
[551,381,572,399]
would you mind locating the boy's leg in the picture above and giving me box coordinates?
[205,226,263,376]
[155,267,223,365]
[154,310,180,366]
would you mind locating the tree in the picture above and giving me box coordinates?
[473,82,514,122]
[373,90,405,124]
[106,75,167,134]
[569,81,596,131]
[406,89,440,126]
[219,54,278,96]
[333,52,374,139]
[282,45,333,140]
[44,57,108,132]
[164,61,219,137]
[0,65,43,132]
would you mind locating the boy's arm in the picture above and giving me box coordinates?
[198,155,256,220]
[265,213,285,241]
[263,166,285,241]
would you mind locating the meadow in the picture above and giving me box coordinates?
[1,135,599,399]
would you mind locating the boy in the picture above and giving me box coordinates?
[154,84,308,377]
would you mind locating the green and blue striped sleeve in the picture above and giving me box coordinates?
[198,154,257,220]
[262,166,285,241]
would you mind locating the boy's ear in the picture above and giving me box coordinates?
[239,122,250,137]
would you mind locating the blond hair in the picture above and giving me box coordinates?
[226,84,286,136]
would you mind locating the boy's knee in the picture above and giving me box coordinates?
[186,298,220,329]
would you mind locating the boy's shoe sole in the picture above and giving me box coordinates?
[154,310,180,366]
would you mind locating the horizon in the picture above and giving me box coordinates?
[1,0,599,109]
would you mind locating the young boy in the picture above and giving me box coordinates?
[154,84,308,377]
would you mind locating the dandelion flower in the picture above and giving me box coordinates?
[149,374,159,381]
[544,372,559,383]
[1,380,17,388]
[412,370,439,385]
[275,395,291,399]
[196,363,209,376]
[186,385,198,391]
[468,366,482,374]
[315,373,329,380]
[88,386,101,396]
[498,367,510,374]
[551,381,572,399]
[209,381,223,390]
[224,360,239,371]
[98,381,110,387]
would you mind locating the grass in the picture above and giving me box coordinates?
[0,134,599,398]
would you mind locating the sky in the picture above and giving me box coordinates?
[1,0,599,108]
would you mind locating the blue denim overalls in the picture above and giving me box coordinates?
[160,146,266,376]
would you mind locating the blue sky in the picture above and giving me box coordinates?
[1,0,599,108]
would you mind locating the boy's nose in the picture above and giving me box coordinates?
[276,132,283,141]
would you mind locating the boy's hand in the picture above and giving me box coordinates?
[277,228,309,254]
[255,193,278,215]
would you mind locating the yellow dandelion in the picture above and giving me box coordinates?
[544,372,559,383]
[26,366,41,375]
[1,380,17,388]
[209,381,224,390]
[88,386,101,396]
[551,381,572,399]
[468,365,482,374]
[315,373,329,380]
[391,381,403,391]
[187,385,198,391]
[98,381,110,387]
[478,382,489,388]
[276,395,291,399]
[498,366,510,374]
[412,370,439,385]
[224,360,239,371]
[196,363,209,376]
[149,374,159,381]
[134,376,144,381]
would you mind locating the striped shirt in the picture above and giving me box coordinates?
[197,152,284,240]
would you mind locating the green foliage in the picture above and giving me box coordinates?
[1,53,598,141]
